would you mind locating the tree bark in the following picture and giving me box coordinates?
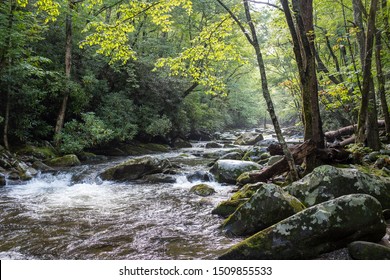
[280,0,324,172]
[356,0,380,150]
[54,1,73,145]
[375,30,390,135]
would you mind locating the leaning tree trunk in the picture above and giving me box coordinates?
[216,0,299,180]
[54,1,73,145]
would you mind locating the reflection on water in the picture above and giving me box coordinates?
[0,151,240,260]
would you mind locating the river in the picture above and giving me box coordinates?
[0,142,248,260]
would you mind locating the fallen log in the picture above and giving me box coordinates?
[325,120,385,142]
[237,140,316,185]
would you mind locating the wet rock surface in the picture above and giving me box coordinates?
[285,165,390,209]
[219,194,386,259]
[210,160,261,184]
[222,184,305,236]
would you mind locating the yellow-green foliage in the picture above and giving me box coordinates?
[155,11,246,95]
[81,0,192,64]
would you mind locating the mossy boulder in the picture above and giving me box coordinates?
[210,160,261,184]
[190,184,216,197]
[267,155,284,166]
[122,143,170,155]
[220,152,243,160]
[172,138,192,149]
[16,145,57,160]
[348,241,390,260]
[212,182,266,217]
[222,184,305,236]
[285,165,390,209]
[45,154,81,167]
[99,156,170,181]
[234,132,264,146]
[205,142,223,149]
[241,147,268,162]
[219,194,386,260]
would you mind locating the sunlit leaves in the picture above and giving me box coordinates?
[81,0,192,64]
[155,13,246,95]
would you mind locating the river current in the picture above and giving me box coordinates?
[0,144,244,260]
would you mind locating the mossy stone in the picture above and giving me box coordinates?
[17,145,57,159]
[190,184,216,197]
[46,154,81,167]
[220,194,386,260]
[348,241,390,260]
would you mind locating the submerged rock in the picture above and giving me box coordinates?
[190,184,216,197]
[210,160,261,184]
[222,184,305,236]
[99,156,170,181]
[285,165,390,209]
[348,241,390,260]
[219,194,386,260]
[234,132,264,146]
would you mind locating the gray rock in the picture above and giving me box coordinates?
[222,184,305,236]
[219,194,386,260]
[234,132,264,146]
[285,165,390,209]
[267,155,284,166]
[220,152,244,160]
[142,174,177,184]
[186,171,214,182]
[205,142,223,148]
[348,241,390,260]
[172,138,192,148]
[210,160,262,184]
[99,156,171,181]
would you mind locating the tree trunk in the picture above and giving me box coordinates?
[3,89,10,150]
[280,0,324,172]
[216,0,299,180]
[356,0,379,149]
[54,1,73,145]
[375,30,390,135]
[242,0,299,180]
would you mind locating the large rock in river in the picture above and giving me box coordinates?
[45,154,81,167]
[222,184,305,236]
[99,156,170,181]
[285,165,390,209]
[210,160,261,184]
[219,194,386,259]
[234,132,264,146]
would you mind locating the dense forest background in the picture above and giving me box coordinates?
[1,0,389,156]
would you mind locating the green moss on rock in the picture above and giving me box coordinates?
[348,241,390,260]
[45,154,81,167]
[190,184,216,197]
[219,194,386,260]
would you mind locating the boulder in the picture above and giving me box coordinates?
[212,182,266,217]
[205,142,223,149]
[99,156,170,181]
[32,161,55,173]
[172,138,192,149]
[267,155,284,166]
[222,184,305,236]
[190,184,216,197]
[241,147,268,162]
[220,152,244,160]
[16,145,57,160]
[348,241,390,260]
[219,194,386,260]
[285,165,390,209]
[210,160,262,184]
[186,171,214,183]
[234,132,264,146]
[45,154,81,167]
[142,174,177,184]
[0,173,5,186]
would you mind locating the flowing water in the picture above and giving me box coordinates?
[0,143,244,260]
